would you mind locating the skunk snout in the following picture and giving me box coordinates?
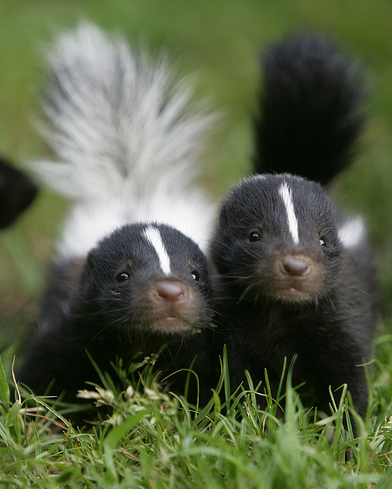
[262,251,325,303]
[280,256,312,277]
[133,276,206,334]
[154,281,187,303]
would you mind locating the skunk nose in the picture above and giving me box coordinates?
[280,257,311,276]
[155,281,187,302]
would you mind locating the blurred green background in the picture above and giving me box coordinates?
[1,0,392,353]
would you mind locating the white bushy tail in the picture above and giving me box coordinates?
[34,22,216,257]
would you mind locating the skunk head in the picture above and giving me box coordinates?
[78,223,213,336]
[211,174,343,306]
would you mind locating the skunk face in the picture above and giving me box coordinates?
[212,174,343,305]
[79,223,213,335]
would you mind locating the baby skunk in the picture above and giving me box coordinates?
[210,33,378,419]
[0,156,37,229]
[17,222,213,400]
[16,23,216,404]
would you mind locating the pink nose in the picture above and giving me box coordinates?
[280,257,311,276]
[155,281,186,302]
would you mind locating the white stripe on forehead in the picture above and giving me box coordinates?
[278,182,299,244]
[143,226,171,275]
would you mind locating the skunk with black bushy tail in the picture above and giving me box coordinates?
[16,23,216,406]
[210,33,378,420]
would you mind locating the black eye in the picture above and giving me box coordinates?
[248,231,260,243]
[319,237,327,247]
[116,272,130,283]
[191,270,200,282]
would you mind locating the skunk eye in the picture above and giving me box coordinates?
[248,231,261,243]
[319,237,327,247]
[116,272,130,283]
[191,270,200,282]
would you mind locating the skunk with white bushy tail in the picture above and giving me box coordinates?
[16,23,216,406]
[210,33,378,420]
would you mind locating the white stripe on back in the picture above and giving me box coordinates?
[143,226,171,275]
[278,182,299,244]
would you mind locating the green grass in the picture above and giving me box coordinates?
[1,0,392,487]
[2,350,392,488]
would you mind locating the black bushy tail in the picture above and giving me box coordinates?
[253,33,367,184]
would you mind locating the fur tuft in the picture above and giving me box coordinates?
[38,22,214,198]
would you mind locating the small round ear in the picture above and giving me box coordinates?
[218,203,230,229]
[84,251,96,276]
[78,251,98,299]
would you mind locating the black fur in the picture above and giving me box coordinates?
[210,33,378,419]
[17,223,214,404]
[211,174,377,417]
[0,157,38,229]
[253,33,366,184]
